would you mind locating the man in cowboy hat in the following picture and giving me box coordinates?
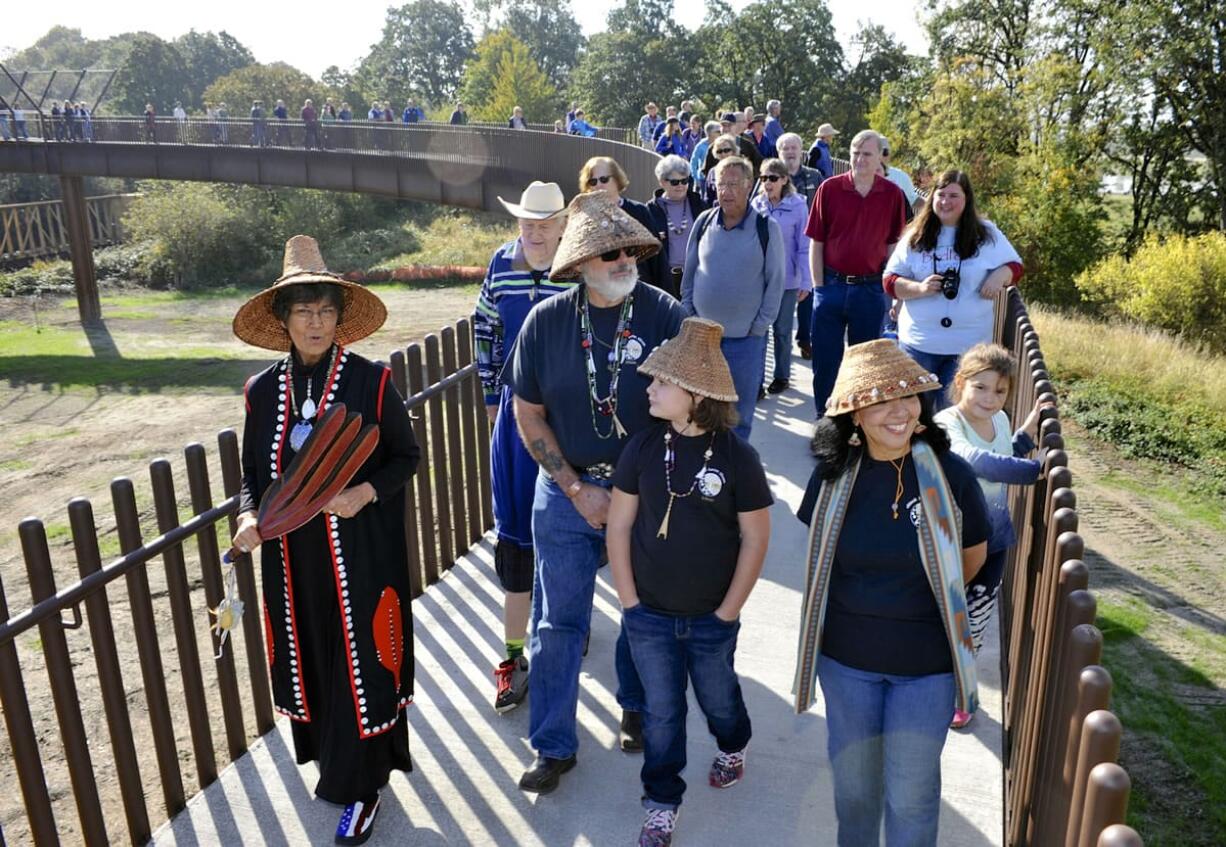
[505,192,685,794]
[474,181,573,714]
[807,122,840,180]
[230,235,421,846]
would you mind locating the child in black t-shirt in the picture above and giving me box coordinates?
[607,318,772,847]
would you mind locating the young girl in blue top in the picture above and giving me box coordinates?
[934,343,1053,727]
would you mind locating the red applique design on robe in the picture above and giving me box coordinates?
[373,587,403,691]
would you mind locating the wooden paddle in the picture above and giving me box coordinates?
[224,402,380,563]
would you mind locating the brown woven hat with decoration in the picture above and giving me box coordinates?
[637,317,737,402]
[550,191,662,280]
[232,235,388,351]
[825,339,941,416]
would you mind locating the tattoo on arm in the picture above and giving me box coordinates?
[528,438,566,473]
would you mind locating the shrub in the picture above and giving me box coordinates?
[1075,232,1226,353]
[0,260,76,296]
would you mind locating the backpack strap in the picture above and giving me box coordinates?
[694,207,769,257]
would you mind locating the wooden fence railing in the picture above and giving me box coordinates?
[0,318,489,846]
[994,288,1143,846]
[0,193,136,261]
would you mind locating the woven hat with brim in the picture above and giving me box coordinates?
[497,180,566,220]
[825,339,941,416]
[637,317,737,402]
[549,192,661,281]
[817,123,841,138]
[232,235,388,351]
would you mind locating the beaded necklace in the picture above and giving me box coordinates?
[663,197,690,235]
[285,343,339,451]
[657,427,717,540]
[579,287,635,439]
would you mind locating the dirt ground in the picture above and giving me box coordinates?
[0,284,478,846]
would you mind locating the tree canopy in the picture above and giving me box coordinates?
[356,0,476,107]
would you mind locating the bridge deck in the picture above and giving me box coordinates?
[153,358,1003,846]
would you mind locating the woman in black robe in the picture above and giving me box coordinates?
[231,235,420,846]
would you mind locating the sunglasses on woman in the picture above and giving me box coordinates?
[665,177,691,186]
[586,175,615,186]
[599,247,632,262]
[761,174,786,183]
[714,148,734,155]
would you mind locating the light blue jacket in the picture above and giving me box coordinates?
[751,192,813,291]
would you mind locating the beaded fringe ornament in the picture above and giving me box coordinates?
[657,430,717,540]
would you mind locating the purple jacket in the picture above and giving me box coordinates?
[751,192,812,291]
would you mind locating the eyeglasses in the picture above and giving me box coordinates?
[289,306,339,323]
[586,175,614,186]
[714,148,735,155]
[599,247,631,262]
[665,177,691,186]
[761,174,786,183]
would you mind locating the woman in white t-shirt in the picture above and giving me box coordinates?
[884,170,1023,408]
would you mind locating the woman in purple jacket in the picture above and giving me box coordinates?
[751,158,812,394]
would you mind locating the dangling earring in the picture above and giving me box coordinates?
[848,428,862,447]
[914,423,927,434]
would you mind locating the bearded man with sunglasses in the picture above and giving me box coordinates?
[508,192,685,795]
[579,156,661,291]
[646,154,710,298]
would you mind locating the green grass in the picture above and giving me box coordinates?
[1098,599,1226,844]
[0,459,32,471]
[1098,469,1226,533]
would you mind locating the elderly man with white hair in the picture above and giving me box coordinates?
[803,129,908,416]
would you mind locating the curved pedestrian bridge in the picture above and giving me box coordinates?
[153,354,1004,847]
[0,116,662,211]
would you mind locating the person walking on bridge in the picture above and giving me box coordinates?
[507,192,683,795]
[302,99,319,150]
[251,100,267,147]
[474,181,572,715]
[273,99,290,145]
[142,103,157,144]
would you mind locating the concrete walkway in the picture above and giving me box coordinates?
[155,359,1003,847]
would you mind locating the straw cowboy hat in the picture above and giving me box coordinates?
[637,317,737,402]
[816,123,841,138]
[550,192,661,280]
[497,181,567,220]
[825,339,941,416]
[232,235,388,351]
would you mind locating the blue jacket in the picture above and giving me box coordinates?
[569,118,598,137]
[655,133,686,157]
[402,107,424,123]
[751,192,812,291]
[807,138,834,179]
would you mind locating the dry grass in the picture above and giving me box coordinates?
[1030,305,1226,416]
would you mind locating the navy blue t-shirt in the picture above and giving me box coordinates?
[797,449,990,676]
[505,282,684,469]
[613,422,774,615]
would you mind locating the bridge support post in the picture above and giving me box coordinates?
[60,175,101,325]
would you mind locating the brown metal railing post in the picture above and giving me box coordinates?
[455,319,485,544]
[184,443,249,761]
[149,457,218,787]
[389,350,425,600]
[425,334,456,569]
[1078,762,1131,847]
[1065,702,1120,847]
[407,343,440,588]
[112,477,187,816]
[441,325,469,558]
[18,519,109,846]
[0,574,58,844]
[218,428,276,733]
[67,498,151,845]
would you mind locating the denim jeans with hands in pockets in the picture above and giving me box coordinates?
[817,654,954,847]
[528,472,644,760]
[623,604,752,810]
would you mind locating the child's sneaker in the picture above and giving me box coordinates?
[638,807,678,847]
[709,747,746,788]
[951,708,974,729]
[493,655,529,713]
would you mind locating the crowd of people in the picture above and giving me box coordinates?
[215,91,1039,847]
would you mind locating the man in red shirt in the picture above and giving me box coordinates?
[804,129,908,415]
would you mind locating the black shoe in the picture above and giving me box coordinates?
[620,710,644,753]
[518,754,577,794]
[757,384,767,402]
[799,343,812,360]
[768,378,789,394]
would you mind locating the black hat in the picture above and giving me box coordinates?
[720,112,737,123]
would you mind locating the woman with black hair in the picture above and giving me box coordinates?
[883,170,1023,408]
[793,339,990,847]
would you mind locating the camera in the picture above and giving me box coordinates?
[940,267,961,300]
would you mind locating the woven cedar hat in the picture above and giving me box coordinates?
[232,235,388,351]
[550,192,661,280]
[637,317,737,402]
[825,339,941,416]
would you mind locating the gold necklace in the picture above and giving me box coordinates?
[888,455,907,520]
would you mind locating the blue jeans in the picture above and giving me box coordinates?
[818,655,954,847]
[772,288,799,382]
[623,605,752,809]
[898,344,959,412]
[721,334,768,442]
[796,291,813,347]
[528,473,644,759]
[811,275,886,415]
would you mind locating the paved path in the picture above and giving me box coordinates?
[155,359,1003,846]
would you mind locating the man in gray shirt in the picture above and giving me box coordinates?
[680,157,785,441]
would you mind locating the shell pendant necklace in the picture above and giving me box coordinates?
[287,344,338,451]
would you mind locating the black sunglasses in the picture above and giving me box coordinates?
[599,247,631,262]
[761,174,786,183]
[586,175,615,186]
[665,177,691,186]
[714,147,735,155]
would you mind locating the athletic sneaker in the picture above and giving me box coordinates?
[335,792,380,845]
[494,655,529,713]
[951,709,974,729]
[709,748,746,788]
[638,807,679,847]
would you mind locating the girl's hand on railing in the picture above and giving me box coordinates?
[229,511,262,560]
[1022,397,1057,441]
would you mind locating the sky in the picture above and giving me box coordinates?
[3,0,930,80]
